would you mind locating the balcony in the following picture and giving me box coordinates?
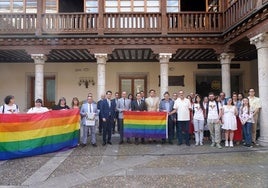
[0,0,263,36]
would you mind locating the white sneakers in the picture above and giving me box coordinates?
[225,141,234,147]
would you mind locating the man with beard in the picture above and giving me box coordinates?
[206,92,223,149]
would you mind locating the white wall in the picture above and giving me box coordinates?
[0,60,254,111]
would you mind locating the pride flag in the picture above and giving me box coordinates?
[123,111,167,138]
[0,109,80,160]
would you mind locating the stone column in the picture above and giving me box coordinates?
[250,32,268,146]
[95,53,107,99]
[31,54,47,101]
[219,53,234,98]
[159,53,172,97]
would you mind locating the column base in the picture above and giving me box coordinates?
[258,136,268,147]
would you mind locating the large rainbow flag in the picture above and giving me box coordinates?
[123,111,167,138]
[0,109,80,160]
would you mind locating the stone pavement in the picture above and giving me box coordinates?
[0,133,268,188]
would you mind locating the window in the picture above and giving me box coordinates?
[167,0,180,12]
[207,0,220,12]
[45,0,57,13]
[85,0,98,13]
[105,0,160,13]
[0,0,37,13]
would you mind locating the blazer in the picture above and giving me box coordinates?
[80,102,98,125]
[100,98,116,119]
[131,100,147,111]
[116,97,132,119]
[159,98,175,119]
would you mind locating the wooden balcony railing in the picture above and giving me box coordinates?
[42,13,98,34]
[0,13,36,34]
[167,12,222,33]
[0,0,262,36]
[103,12,162,33]
[223,0,257,29]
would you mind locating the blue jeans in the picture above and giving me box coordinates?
[176,121,190,145]
[243,122,252,145]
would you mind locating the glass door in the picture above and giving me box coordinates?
[119,75,147,97]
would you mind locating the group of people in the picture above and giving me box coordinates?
[0,87,261,149]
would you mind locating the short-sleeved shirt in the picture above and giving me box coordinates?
[0,104,19,114]
[173,98,191,121]
[207,101,222,120]
[193,103,205,121]
[248,96,261,111]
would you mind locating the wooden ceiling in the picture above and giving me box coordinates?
[0,42,257,63]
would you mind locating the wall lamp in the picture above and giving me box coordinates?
[78,77,95,88]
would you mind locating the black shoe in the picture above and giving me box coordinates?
[135,141,139,145]
[177,143,182,146]
[127,140,132,144]
[102,142,106,146]
[112,131,115,134]
[119,141,124,145]
[168,141,173,145]
[186,143,190,146]
[107,141,112,145]
[92,143,97,147]
[81,143,86,147]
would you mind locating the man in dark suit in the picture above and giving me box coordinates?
[131,92,147,144]
[100,90,116,146]
[97,94,106,135]
[159,92,175,144]
[112,92,120,134]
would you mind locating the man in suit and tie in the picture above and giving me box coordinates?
[131,92,147,144]
[117,91,132,144]
[112,92,120,134]
[97,94,106,135]
[159,92,175,144]
[80,95,98,147]
[100,90,116,146]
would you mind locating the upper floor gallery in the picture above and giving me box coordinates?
[0,0,267,36]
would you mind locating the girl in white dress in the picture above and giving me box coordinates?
[222,98,237,147]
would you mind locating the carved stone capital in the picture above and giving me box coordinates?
[31,54,47,64]
[95,53,108,64]
[250,33,268,49]
[159,53,172,63]
[218,52,234,64]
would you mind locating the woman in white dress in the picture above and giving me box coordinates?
[222,98,238,147]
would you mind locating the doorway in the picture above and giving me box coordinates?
[181,0,206,11]
[59,0,84,12]
[30,76,56,109]
[119,74,147,98]
[196,75,241,98]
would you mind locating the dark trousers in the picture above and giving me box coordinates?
[177,120,190,145]
[103,116,113,143]
[99,117,103,133]
[168,116,175,142]
[113,112,119,132]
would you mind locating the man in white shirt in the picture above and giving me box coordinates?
[170,90,192,146]
[248,88,262,145]
[206,92,223,149]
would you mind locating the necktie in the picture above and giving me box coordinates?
[138,100,140,106]
[108,100,111,107]
[124,98,126,107]
[89,103,92,113]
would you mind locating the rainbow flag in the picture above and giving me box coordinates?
[0,109,80,160]
[123,111,167,138]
